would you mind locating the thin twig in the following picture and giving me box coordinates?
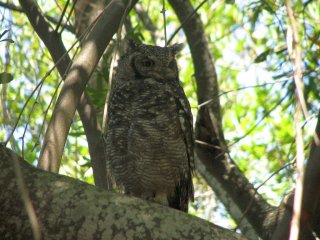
[261,0,286,38]
[4,34,81,146]
[0,1,23,12]
[234,138,312,231]
[7,0,101,147]
[1,22,13,148]
[290,101,305,240]
[32,79,64,152]
[286,7,308,121]
[161,0,167,46]
[256,161,295,191]
[228,94,289,147]
[285,0,305,239]
[134,3,159,41]
[103,0,133,134]
[33,44,81,152]
[58,0,77,34]
[55,0,70,32]
[102,50,116,134]
[38,0,137,172]
[0,1,75,32]
[4,79,45,146]
[21,92,42,158]
[197,79,290,109]
[195,139,229,152]
[167,0,207,45]
[211,22,244,43]
[235,141,311,231]
[234,160,295,232]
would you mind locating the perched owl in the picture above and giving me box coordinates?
[105,41,194,212]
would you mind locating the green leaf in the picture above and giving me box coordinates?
[0,72,14,84]
[225,0,235,4]
[262,0,279,12]
[69,131,85,137]
[251,6,261,31]
[254,49,273,63]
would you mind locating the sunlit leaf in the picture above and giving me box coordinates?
[225,0,235,4]
[254,49,273,63]
[0,0,319,230]
[261,0,279,12]
[0,72,14,84]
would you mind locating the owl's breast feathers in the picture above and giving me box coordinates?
[106,78,194,212]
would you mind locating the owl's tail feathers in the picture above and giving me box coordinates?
[106,168,117,191]
[106,176,114,190]
[168,174,194,212]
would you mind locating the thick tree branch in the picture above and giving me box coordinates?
[285,0,306,238]
[18,0,107,189]
[272,110,320,240]
[38,0,132,172]
[74,0,107,38]
[169,0,275,239]
[38,0,140,177]
[272,2,320,238]
[303,111,320,235]
[0,145,243,240]
[18,0,70,79]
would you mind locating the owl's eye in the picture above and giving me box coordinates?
[141,59,155,68]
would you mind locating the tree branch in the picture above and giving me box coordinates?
[38,0,133,174]
[0,1,23,12]
[303,110,320,236]
[134,3,160,42]
[2,1,75,33]
[169,0,274,239]
[272,110,320,240]
[18,0,107,189]
[0,144,243,240]
[272,2,318,239]
[74,0,107,38]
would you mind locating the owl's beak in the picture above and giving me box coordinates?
[163,68,176,79]
[151,68,176,81]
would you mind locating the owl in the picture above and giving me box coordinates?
[105,41,194,212]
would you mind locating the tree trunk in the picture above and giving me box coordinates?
[0,144,244,240]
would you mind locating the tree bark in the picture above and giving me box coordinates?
[169,0,274,239]
[36,0,133,173]
[272,110,320,240]
[18,0,108,189]
[0,144,244,240]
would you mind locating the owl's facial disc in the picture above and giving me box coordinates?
[132,54,177,80]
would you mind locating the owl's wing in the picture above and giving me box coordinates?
[167,80,195,211]
[172,81,195,174]
[105,86,133,192]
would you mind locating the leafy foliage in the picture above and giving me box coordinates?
[0,72,14,84]
[0,0,319,229]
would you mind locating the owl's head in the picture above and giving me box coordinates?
[122,40,183,81]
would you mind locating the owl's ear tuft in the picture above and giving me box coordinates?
[169,43,184,55]
[127,39,140,52]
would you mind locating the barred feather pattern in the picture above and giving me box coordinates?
[105,42,194,212]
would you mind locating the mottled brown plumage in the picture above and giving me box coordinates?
[105,41,194,212]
